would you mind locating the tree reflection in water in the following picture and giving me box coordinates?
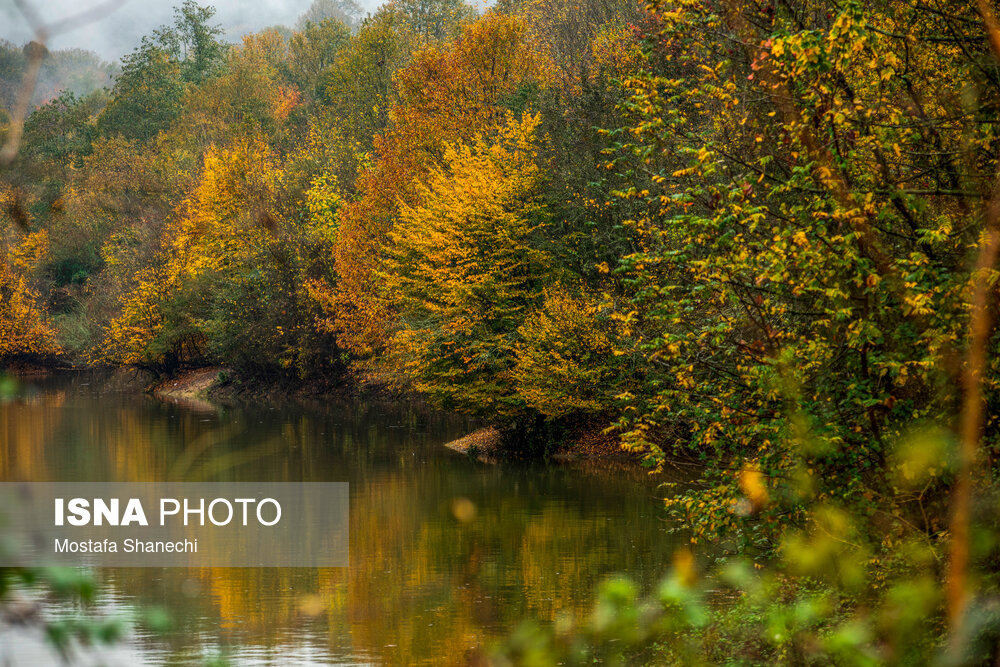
[0,372,682,665]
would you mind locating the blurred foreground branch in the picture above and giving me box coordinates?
[0,0,128,166]
[945,0,1000,651]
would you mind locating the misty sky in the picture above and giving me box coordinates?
[0,0,383,61]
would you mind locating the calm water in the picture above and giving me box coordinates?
[0,372,680,665]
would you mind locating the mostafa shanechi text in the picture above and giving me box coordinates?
[0,482,348,567]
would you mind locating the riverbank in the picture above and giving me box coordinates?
[443,426,631,464]
[151,367,222,400]
[150,366,638,464]
[148,365,362,402]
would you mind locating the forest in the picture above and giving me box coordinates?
[2,0,1000,663]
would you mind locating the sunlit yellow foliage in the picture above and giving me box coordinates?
[382,112,551,415]
[304,173,341,239]
[328,11,553,361]
[514,287,618,418]
[106,138,284,369]
[8,230,48,272]
[172,138,280,280]
[0,260,59,359]
[105,266,175,367]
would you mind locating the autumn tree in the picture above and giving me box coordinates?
[319,6,420,148]
[96,1,225,143]
[106,139,271,369]
[287,19,352,101]
[155,0,227,83]
[391,0,477,42]
[0,259,59,360]
[326,10,552,360]
[95,40,185,143]
[0,198,59,361]
[517,0,637,96]
[608,0,1000,544]
[515,287,624,418]
[169,29,296,151]
[382,113,551,416]
[20,91,102,168]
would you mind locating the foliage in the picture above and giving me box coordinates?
[391,0,478,42]
[95,39,186,143]
[155,0,228,83]
[600,0,1000,551]
[0,258,59,360]
[5,0,1000,659]
[286,18,352,101]
[296,0,364,30]
[105,137,339,376]
[488,0,1000,661]
[21,91,102,168]
[514,286,622,418]
[326,9,553,361]
[96,2,226,142]
[495,532,947,665]
[382,113,551,416]
[317,5,420,147]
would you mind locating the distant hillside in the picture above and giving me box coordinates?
[0,41,117,112]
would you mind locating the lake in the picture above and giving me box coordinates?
[0,371,680,665]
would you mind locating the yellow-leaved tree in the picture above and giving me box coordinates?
[382,113,551,417]
[0,260,59,360]
[326,10,553,362]
[106,138,287,372]
[0,190,60,361]
[514,287,622,419]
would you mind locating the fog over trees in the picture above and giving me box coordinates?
[0,0,381,60]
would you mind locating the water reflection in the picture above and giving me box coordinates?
[0,372,679,665]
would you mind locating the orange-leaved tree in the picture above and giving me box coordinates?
[320,10,553,364]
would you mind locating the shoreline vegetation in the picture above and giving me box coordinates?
[2,361,634,463]
[148,365,634,463]
[3,0,1000,662]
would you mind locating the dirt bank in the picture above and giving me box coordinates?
[150,367,222,400]
[443,423,640,465]
[444,427,504,463]
[148,366,362,403]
